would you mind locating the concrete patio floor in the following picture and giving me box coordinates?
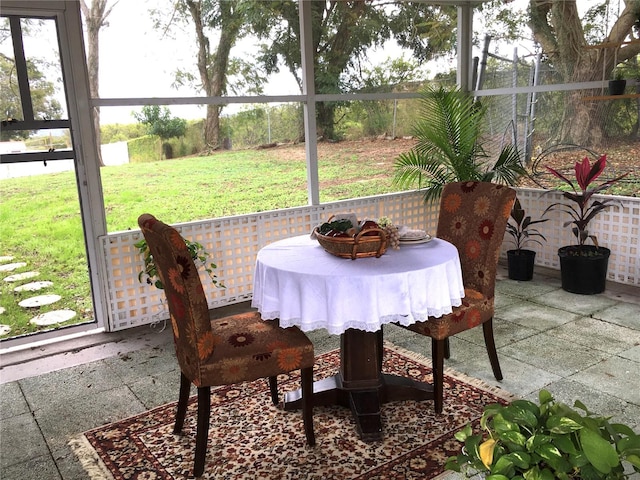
[1,265,639,479]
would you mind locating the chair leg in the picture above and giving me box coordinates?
[174,372,191,434]
[483,318,503,381]
[268,376,279,405]
[432,338,446,414]
[301,366,316,446]
[193,386,211,477]
[444,338,451,359]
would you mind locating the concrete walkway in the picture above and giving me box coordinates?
[1,266,639,479]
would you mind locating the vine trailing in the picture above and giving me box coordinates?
[135,237,224,290]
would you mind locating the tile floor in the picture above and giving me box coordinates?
[1,266,639,479]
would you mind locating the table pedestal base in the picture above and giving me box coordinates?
[283,328,434,441]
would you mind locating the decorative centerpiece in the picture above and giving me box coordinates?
[314,216,389,260]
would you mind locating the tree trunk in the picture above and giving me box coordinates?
[80,0,114,167]
[316,103,335,140]
[528,0,640,147]
[186,0,241,153]
[203,104,220,150]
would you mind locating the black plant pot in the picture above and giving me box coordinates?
[558,245,610,295]
[608,79,627,95]
[507,249,536,281]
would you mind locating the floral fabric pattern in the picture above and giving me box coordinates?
[138,214,314,389]
[405,182,515,339]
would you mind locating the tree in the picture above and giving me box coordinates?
[153,1,262,153]
[80,0,118,166]
[481,0,640,146]
[0,53,63,141]
[134,105,187,158]
[344,56,429,137]
[528,0,640,146]
[254,2,457,141]
[134,105,187,140]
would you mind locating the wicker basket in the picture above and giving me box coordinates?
[314,227,388,260]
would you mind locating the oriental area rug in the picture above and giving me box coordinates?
[70,344,513,480]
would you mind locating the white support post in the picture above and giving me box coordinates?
[456,3,474,92]
[58,1,110,330]
[298,0,320,205]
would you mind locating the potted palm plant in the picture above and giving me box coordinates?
[445,389,640,479]
[543,155,629,294]
[505,197,548,281]
[393,86,527,203]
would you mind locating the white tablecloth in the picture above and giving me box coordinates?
[252,235,464,335]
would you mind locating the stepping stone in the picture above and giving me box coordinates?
[18,294,61,308]
[0,307,5,314]
[0,262,25,272]
[0,256,14,264]
[14,281,54,292]
[0,324,10,336]
[3,271,39,282]
[30,309,76,326]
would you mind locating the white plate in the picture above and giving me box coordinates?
[399,234,433,245]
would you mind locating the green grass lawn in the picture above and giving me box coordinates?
[0,146,400,338]
[2,141,637,340]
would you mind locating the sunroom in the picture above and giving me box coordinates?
[1,1,640,478]
[1,0,637,350]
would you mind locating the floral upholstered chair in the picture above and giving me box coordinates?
[138,214,315,477]
[398,182,516,413]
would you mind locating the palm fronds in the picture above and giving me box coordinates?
[393,86,525,203]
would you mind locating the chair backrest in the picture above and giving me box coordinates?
[138,214,212,386]
[435,182,516,298]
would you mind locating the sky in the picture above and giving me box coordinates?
[6,0,576,126]
[97,0,306,124]
[3,0,526,126]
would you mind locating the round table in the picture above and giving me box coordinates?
[253,235,464,334]
[252,234,465,440]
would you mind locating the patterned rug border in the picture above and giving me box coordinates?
[69,342,516,480]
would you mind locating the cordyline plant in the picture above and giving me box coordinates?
[543,155,629,248]
[445,389,640,480]
[506,197,548,252]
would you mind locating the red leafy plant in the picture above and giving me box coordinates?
[543,155,629,249]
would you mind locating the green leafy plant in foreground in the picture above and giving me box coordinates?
[445,389,640,480]
[134,237,223,290]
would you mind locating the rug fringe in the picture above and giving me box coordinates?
[384,341,517,402]
[68,435,115,480]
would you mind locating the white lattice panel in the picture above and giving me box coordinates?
[500,188,639,286]
[102,188,638,331]
[101,191,436,331]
